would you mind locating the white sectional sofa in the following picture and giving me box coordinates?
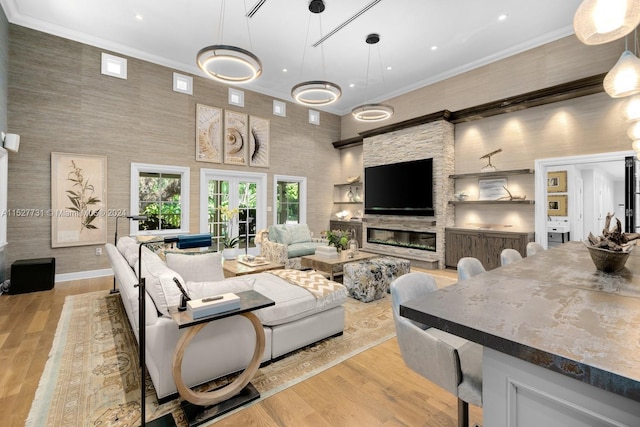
[106,236,347,402]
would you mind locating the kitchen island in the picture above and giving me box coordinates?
[401,241,640,426]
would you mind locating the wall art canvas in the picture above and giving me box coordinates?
[478,178,508,200]
[51,152,107,247]
[547,170,567,193]
[196,104,222,163]
[249,115,270,167]
[224,110,248,166]
[548,194,568,216]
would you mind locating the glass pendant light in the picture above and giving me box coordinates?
[291,0,342,106]
[603,50,640,98]
[574,0,640,45]
[352,33,394,122]
[196,0,262,84]
[621,94,640,121]
[627,120,640,139]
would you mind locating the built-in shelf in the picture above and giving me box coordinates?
[333,182,363,206]
[449,169,534,179]
[449,200,534,205]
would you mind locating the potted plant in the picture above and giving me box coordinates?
[220,206,240,259]
[325,229,350,252]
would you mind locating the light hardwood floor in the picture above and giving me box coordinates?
[0,270,482,427]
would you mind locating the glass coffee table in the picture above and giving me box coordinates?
[301,251,378,281]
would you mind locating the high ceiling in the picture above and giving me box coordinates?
[1,0,583,115]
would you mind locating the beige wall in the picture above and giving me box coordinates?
[6,25,341,275]
[341,35,623,140]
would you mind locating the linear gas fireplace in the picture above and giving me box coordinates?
[367,228,436,252]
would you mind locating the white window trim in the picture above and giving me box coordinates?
[0,148,7,249]
[199,168,267,236]
[130,163,190,236]
[273,174,307,225]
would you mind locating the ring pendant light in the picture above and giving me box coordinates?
[352,33,394,122]
[291,0,342,106]
[196,0,262,84]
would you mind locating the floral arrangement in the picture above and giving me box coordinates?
[324,229,350,251]
[220,205,240,248]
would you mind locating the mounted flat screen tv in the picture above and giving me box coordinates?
[364,158,434,216]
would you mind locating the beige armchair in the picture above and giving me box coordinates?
[255,224,326,270]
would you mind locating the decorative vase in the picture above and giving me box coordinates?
[347,186,354,202]
[354,187,361,202]
[222,248,235,260]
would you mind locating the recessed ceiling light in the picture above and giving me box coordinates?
[386,66,392,71]
[282,68,288,72]
[349,83,355,88]
[498,13,508,21]
[431,45,438,51]
[135,13,143,21]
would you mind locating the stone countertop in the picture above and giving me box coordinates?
[400,241,640,402]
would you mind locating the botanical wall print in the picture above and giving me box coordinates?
[249,115,270,167]
[547,170,567,193]
[548,194,568,216]
[196,104,222,163]
[51,153,107,247]
[224,110,248,166]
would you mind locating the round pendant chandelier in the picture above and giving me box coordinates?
[291,80,342,106]
[196,0,262,84]
[352,104,394,122]
[197,45,262,84]
[291,0,342,106]
[351,33,394,122]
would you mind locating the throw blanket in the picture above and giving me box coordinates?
[268,269,344,300]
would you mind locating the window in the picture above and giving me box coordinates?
[274,175,307,225]
[130,163,190,235]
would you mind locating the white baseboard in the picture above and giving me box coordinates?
[55,268,113,283]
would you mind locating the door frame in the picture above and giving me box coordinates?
[199,168,267,253]
[534,150,633,248]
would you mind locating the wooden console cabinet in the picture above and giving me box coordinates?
[445,227,534,270]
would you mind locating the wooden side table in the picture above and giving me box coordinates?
[223,259,284,278]
[170,290,275,426]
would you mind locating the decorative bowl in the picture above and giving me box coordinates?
[583,241,634,273]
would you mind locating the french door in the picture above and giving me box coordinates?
[625,156,640,233]
[200,169,266,255]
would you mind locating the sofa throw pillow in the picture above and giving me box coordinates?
[165,251,225,283]
[138,247,186,316]
[186,277,255,299]
[286,224,312,244]
[268,224,288,244]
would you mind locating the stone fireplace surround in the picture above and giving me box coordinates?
[361,117,455,269]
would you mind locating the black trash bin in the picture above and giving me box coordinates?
[8,257,56,294]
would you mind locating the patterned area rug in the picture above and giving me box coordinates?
[27,273,456,426]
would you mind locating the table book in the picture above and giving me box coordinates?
[187,293,241,319]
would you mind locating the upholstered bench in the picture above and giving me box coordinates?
[343,256,411,302]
